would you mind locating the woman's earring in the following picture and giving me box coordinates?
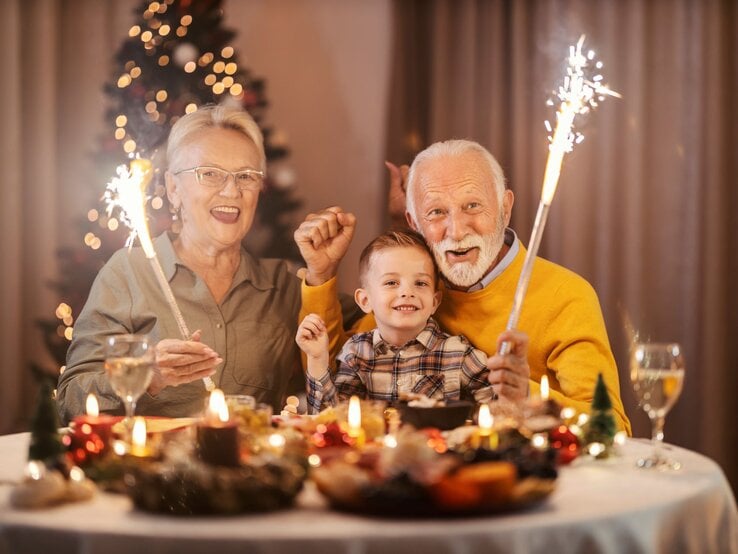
[171,205,182,232]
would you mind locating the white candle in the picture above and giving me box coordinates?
[541,376,550,400]
[478,404,493,436]
[347,396,365,447]
[348,396,362,434]
[85,394,99,416]
[130,416,148,457]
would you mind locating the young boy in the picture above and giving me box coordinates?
[296,230,494,414]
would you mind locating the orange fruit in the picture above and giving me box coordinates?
[454,461,517,507]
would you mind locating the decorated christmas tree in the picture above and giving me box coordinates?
[38,0,301,379]
[583,373,617,457]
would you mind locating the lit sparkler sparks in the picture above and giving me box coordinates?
[499,36,619,356]
[104,158,215,391]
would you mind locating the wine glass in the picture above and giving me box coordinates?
[630,342,685,470]
[104,334,154,438]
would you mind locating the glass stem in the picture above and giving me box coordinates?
[124,397,136,443]
[650,415,665,461]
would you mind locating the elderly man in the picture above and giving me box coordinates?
[295,139,630,432]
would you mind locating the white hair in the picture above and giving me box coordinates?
[405,139,506,226]
[166,104,266,173]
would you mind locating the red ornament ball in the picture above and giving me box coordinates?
[311,422,353,449]
[549,425,580,465]
[63,427,106,466]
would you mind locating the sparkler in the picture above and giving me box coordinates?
[499,36,620,355]
[104,158,215,391]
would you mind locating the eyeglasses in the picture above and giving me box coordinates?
[173,166,265,192]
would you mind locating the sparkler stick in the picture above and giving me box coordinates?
[499,36,620,356]
[105,158,215,391]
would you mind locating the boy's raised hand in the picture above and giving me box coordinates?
[295,313,330,378]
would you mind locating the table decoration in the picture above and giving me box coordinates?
[313,399,387,442]
[468,403,499,449]
[397,399,474,431]
[197,388,240,467]
[27,381,66,470]
[68,394,116,464]
[548,425,580,464]
[581,373,617,459]
[129,417,155,458]
[10,462,96,510]
[347,396,366,448]
[122,413,307,515]
[312,426,557,517]
[124,453,306,516]
[225,394,272,451]
[523,376,562,433]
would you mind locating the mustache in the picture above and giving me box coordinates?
[432,235,486,253]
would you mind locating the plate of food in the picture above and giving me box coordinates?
[311,427,557,517]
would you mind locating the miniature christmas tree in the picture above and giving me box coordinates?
[583,373,617,457]
[28,381,66,466]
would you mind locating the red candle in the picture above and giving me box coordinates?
[197,389,240,467]
[72,394,116,452]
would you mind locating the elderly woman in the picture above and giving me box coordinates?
[57,105,301,423]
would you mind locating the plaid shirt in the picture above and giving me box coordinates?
[306,318,493,414]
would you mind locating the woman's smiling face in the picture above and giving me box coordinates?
[166,127,262,253]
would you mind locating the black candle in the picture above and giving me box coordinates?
[197,389,240,467]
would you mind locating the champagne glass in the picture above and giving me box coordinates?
[630,342,685,470]
[104,334,154,438]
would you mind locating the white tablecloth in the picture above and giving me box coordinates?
[1,432,736,554]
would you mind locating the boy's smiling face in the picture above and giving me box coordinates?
[355,245,441,347]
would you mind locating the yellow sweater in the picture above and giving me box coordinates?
[301,245,631,434]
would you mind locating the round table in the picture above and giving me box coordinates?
[1,432,736,554]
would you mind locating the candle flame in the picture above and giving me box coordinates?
[132,416,147,449]
[347,395,362,431]
[478,403,493,433]
[541,35,619,205]
[208,388,230,423]
[540,375,550,400]
[104,158,156,257]
[85,393,100,417]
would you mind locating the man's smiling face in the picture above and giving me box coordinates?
[409,151,513,288]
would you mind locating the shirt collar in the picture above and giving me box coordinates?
[372,318,440,354]
[446,228,519,293]
[154,232,275,291]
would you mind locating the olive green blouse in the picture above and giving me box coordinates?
[56,233,301,424]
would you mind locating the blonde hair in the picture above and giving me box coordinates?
[166,104,266,172]
[358,230,438,288]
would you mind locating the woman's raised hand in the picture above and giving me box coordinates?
[294,206,356,286]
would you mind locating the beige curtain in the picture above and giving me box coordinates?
[387,0,738,492]
[0,0,137,432]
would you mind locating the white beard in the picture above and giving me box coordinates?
[430,217,506,288]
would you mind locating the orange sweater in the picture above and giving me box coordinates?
[301,245,631,434]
